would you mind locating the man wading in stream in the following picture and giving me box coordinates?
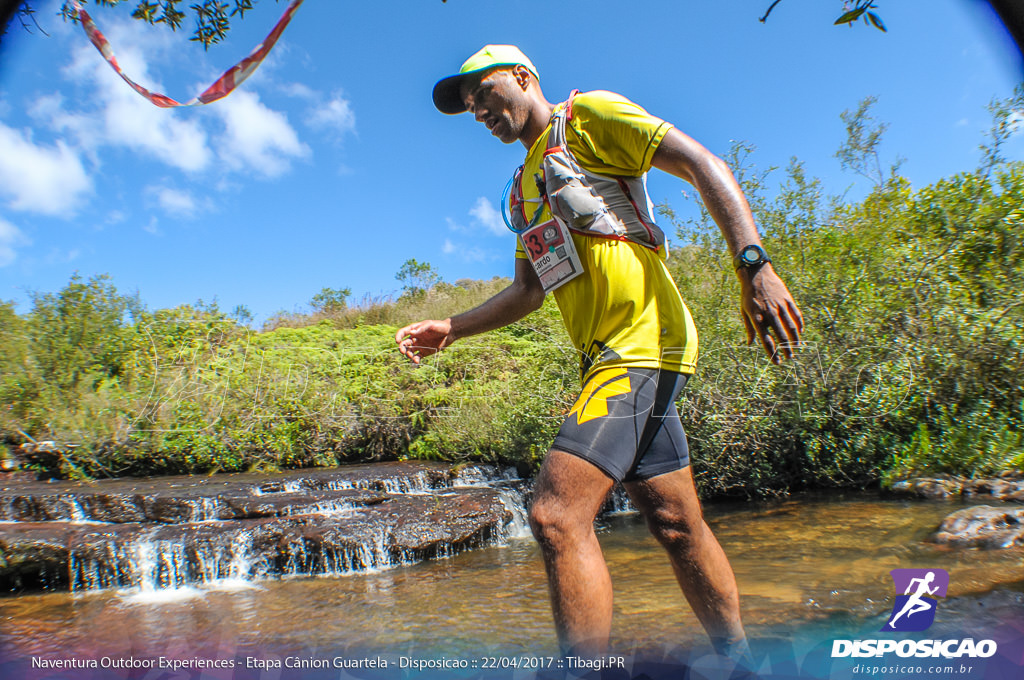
[396,45,803,659]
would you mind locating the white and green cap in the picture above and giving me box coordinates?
[432,44,539,115]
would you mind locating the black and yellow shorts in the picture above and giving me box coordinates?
[553,367,691,482]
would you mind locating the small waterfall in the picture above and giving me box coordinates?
[254,478,307,495]
[494,484,532,540]
[189,496,223,522]
[223,530,257,582]
[194,531,253,583]
[70,540,136,591]
[136,537,186,588]
[351,529,395,572]
[278,527,400,576]
[63,495,89,523]
[379,470,433,495]
[2,462,538,595]
[322,479,355,491]
[604,485,637,515]
[452,465,519,487]
[290,500,356,517]
[451,465,531,541]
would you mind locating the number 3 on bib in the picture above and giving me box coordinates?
[519,219,584,293]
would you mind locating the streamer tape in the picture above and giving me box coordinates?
[71,0,305,108]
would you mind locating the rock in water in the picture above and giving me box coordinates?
[932,505,1024,549]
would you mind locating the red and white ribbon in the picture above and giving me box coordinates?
[72,0,305,108]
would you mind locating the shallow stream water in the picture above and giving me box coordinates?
[2,491,1022,668]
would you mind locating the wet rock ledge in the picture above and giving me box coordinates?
[0,462,525,594]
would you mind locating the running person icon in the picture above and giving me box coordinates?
[883,568,949,632]
[888,571,939,628]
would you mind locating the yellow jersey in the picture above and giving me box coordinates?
[514,90,699,380]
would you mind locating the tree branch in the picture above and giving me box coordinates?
[760,0,785,24]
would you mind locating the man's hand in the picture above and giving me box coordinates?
[737,264,803,363]
[395,259,544,366]
[395,319,456,364]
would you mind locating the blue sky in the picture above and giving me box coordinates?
[0,0,1020,324]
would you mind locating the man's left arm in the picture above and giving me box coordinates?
[651,127,804,362]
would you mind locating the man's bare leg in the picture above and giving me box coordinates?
[624,466,747,657]
[528,450,617,655]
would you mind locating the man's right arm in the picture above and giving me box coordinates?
[396,257,544,364]
[652,127,803,362]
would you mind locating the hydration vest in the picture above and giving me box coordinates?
[504,91,667,255]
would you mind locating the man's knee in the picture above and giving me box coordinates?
[644,505,705,550]
[528,496,588,548]
[528,450,613,549]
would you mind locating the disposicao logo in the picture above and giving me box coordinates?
[831,568,998,660]
[882,568,949,632]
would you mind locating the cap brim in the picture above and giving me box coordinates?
[432,63,523,115]
[432,73,472,115]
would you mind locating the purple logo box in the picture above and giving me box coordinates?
[882,568,950,632]
[890,568,949,598]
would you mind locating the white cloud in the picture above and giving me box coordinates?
[286,84,357,142]
[44,247,81,266]
[104,91,210,172]
[63,34,211,172]
[214,90,309,177]
[469,196,507,236]
[281,82,317,100]
[0,123,92,216]
[12,14,323,224]
[148,185,199,218]
[446,198,509,237]
[442,237,489,263]
[0,218,31,267]
[441,197,514,262]
[308,93,356,136]
[29,93,96,146]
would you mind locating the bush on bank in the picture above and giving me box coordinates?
[663,89,1024,495]
[0,279,578,479]
[668,159,1024,497]
[1,92,1021,495]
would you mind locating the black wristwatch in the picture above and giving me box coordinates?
[734,244,771,270]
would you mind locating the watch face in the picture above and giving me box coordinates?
[741,247,762,264]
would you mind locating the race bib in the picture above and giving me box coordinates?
[519,219,584,293]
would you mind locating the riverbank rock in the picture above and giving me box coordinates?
[888,476,965,499]
[962,478,1024,503]
[16,441,67,470]
[931,505,1024,549]
[0,462,523,593]
[887,475,1024,502]
[0,445,34,483]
